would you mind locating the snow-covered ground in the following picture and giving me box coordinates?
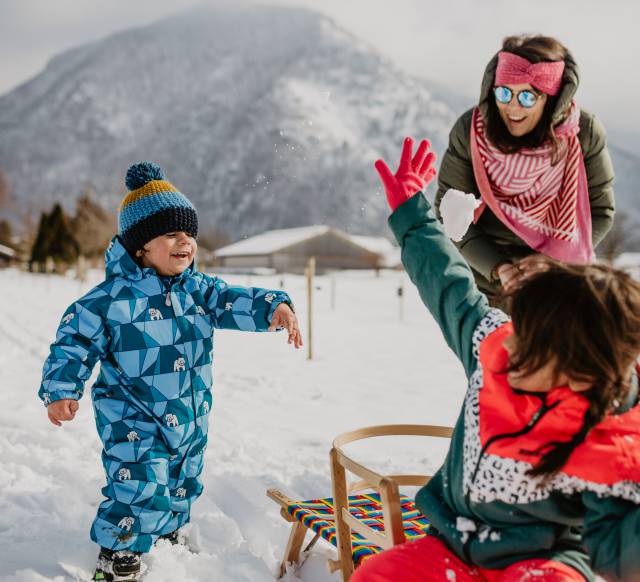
[0,267,466,581]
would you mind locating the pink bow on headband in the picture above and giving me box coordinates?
[495,51,565,96]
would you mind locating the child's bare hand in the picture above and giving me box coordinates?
[47,399,79,427]
[268,303,303,349]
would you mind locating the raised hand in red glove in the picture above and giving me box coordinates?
[374,137,437,212]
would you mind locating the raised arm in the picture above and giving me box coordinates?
[376,137,492,377]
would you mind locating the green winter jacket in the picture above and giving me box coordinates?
[434,51,615,296]
[389,192,640,582]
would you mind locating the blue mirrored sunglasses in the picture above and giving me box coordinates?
[493,86,539,109]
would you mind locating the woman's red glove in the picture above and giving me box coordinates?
[374,137,437,212]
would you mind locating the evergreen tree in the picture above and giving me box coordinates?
[30,204,79,268]
[47,203,79,265]
[30,211,53,264]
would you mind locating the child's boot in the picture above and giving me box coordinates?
[92,547,142,581]
[156,527,186,547]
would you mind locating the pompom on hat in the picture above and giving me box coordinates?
[118,161,198,253]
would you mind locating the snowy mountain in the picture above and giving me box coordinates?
[0,2,457,239]
[1,2,636,242]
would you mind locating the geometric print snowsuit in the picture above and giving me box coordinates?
[39,237,292,552]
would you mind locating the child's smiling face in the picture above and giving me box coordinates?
[137,231,197,276]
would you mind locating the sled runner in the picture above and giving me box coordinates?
[267,424,453,581]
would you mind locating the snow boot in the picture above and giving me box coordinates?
[157,531,180,545]
[156,528,186,546]
[92,548,142,582]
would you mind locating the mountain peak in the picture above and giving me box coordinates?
[0,5,455,238]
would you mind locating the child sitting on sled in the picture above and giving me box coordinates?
[39,162,302,582]
[354,138,640,582]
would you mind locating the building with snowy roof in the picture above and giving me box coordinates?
[213,226,399,273]
[0,243,17,268]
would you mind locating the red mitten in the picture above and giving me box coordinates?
[375,137,437,212]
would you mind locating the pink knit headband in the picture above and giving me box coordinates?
[495,51,565,96]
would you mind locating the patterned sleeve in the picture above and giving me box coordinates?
[39,294,109,405]
[202,275,292,331]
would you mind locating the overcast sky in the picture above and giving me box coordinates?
[1,0,639,141]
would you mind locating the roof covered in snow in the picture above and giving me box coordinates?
[348,235,395,255]
[0,244,16,259]
[215,226,344,256]
[214,225,401,267]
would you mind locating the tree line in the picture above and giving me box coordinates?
[28,192,116,272]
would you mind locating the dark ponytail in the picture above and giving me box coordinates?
[527,380,624,478]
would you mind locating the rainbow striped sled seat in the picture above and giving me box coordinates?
[267,424,453,581]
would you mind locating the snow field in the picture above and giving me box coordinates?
[0,267,465,581]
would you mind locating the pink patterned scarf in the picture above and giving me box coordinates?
[470,106,593,264]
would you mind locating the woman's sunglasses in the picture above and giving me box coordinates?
[493,86,540,109]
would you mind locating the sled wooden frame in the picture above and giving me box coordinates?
[267,424,453,581]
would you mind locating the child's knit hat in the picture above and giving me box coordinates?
[118,161,198,253]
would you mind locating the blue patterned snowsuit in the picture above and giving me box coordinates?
[39,237,292,552]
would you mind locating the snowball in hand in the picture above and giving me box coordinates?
[440,189,482,241]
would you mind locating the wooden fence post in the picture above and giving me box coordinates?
[306,256,316,360]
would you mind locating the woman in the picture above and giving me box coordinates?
[435,35,615,299]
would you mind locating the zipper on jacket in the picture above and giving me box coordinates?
[461,395,560,561]
[161,276,198,422]
[160,276,174,307]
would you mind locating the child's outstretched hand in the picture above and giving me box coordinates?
[269,303,303,349]
[47,399,79,427]
[375,137,437,212]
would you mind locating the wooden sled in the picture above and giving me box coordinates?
[267,424,453,581]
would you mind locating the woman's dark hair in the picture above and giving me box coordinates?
[485,35,569,163]
[505,257,640,479]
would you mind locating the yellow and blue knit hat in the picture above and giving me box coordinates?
[118,161,198,253]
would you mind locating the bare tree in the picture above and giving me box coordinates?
[0,169,11,212]
[0,219,12,247]
[197,229,231,251]
[598,211,640,263]
[71,187,116,258]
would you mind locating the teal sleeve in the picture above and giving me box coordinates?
[388,193,491,377]
[204,275,292,331]
[582,491,640,581]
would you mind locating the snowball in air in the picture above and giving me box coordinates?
[440,189,482,241]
